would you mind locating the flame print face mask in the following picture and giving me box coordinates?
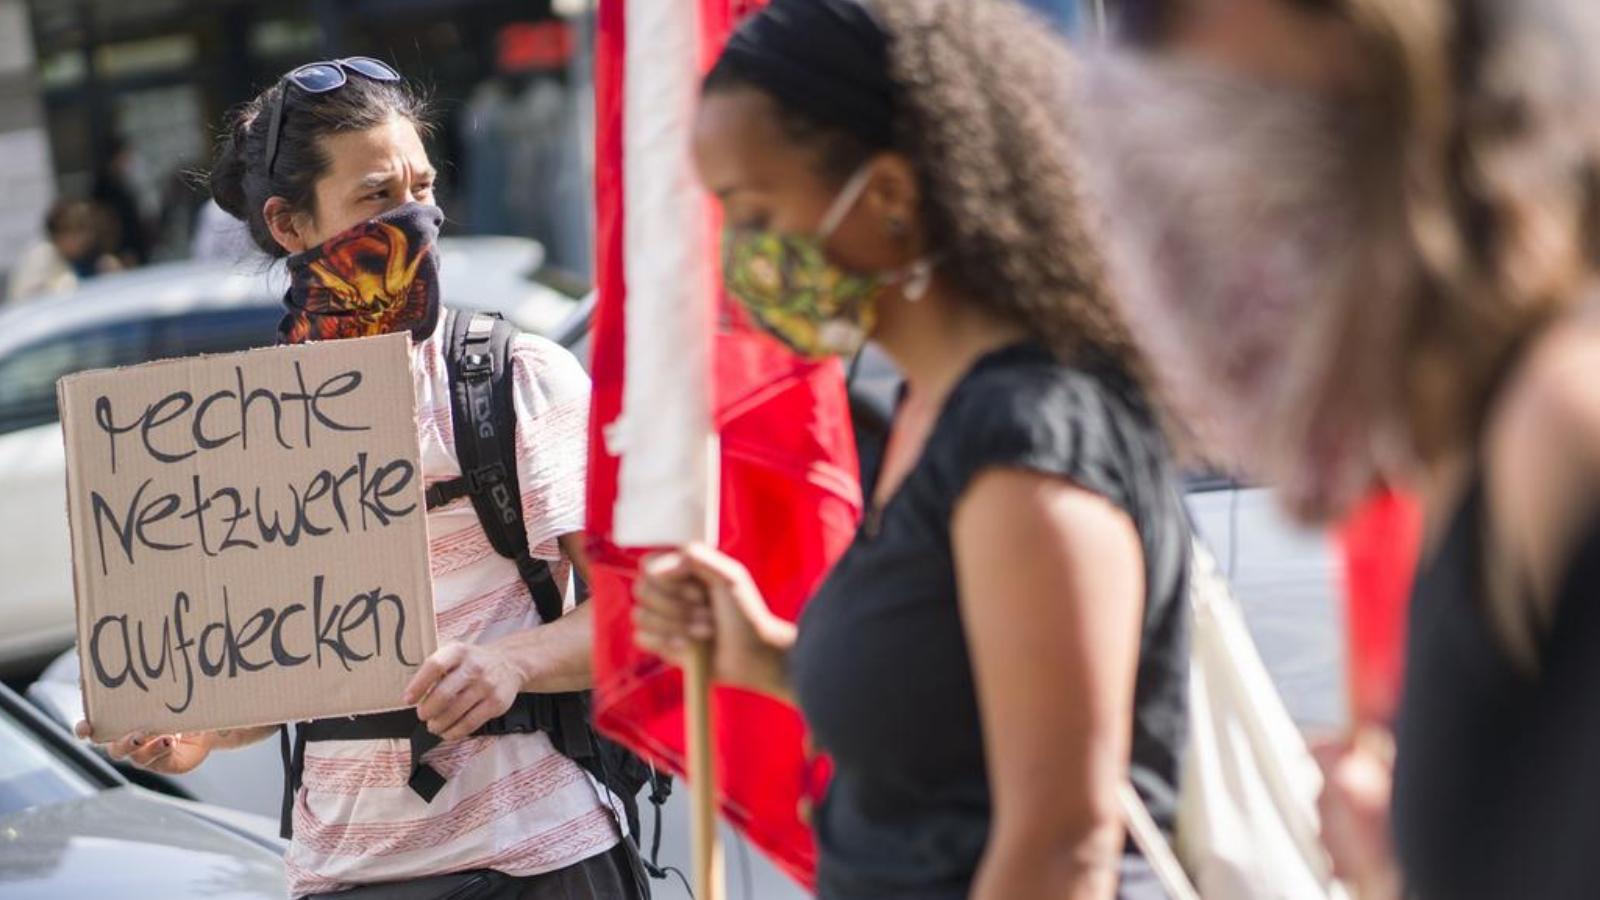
[280,201,444,344]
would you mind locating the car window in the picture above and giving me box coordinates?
[0,708,94,818]
[0,307,281,437]
[0,320,154,437]
[150,306,282,361]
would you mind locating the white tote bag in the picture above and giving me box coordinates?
[1122,542,1349,900]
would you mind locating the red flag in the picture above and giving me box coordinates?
[587,0,862,888]
[1337,489,1422,725]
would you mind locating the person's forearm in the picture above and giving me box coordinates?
[1352,867,1404,900]
[209,725,278,750]
[493,602,595,694]
[973,820,1123,900]
[742,621,797,703]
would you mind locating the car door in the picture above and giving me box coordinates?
[0,320,156,670]
[0,307,281,674]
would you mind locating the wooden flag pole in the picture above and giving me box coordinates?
[687,641,725,900]
[689,434,725,900]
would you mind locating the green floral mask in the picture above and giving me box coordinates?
[722,165,931,358]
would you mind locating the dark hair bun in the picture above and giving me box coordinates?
[208,107,256,221]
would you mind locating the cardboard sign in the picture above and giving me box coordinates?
[59,333,437,741]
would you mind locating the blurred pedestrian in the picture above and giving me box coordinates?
[633,2,1191,898]
[5,199,120,306]
[92,134,153,267]
[1079,0,1600,897]
[189,198,259,263]
[461,21,590,275]
[80,58,645,900]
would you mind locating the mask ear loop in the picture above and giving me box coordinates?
[820,161,942,303]
[817,164,878,240]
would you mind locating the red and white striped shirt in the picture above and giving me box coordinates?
[284,319,619,897]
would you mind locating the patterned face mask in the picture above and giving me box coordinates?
[280,201,443,344]
[722,164,933,358]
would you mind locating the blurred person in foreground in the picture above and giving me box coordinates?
[1076,0,1600,897]
[77,59,643,899]
[633,1,1191,898]
[5,199,120,306]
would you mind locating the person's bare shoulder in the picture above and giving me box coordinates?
[1483,316,1600,603]
[1489,318,1600,478]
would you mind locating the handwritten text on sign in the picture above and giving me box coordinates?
[59,333,437,740]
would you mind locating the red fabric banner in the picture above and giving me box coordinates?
[1337,489,1423,725]
[587,0,863,887]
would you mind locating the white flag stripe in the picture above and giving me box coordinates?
[611,0,718,547]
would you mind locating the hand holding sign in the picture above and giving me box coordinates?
[404,641,523,741]
[74,721,213,775]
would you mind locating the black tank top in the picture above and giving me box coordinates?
[789,343,1191,900]
[1393,482,1600,899]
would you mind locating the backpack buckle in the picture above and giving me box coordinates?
[461,352,492,380]
[466,462,507,493]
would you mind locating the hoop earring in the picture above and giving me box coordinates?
[904,258,934,302]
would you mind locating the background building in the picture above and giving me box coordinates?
[0,0,1103,292]
[6,0,594,287]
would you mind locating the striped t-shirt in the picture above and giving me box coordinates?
[283,319,619,896]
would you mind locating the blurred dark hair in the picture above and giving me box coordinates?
[704,54,881,180]
[208,68,431,257]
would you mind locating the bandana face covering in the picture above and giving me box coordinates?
[722,164,936,358]
[280,201,444,344]
[1074,54,1409,520]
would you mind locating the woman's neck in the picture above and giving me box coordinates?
[871,280,1031,404]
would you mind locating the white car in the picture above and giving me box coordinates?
[0,680,287,896]
[0,237,585,674]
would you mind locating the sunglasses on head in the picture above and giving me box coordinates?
[264,57,402,177]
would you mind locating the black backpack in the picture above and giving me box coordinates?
[281,310,670,874]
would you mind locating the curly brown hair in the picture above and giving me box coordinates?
[708,0,1152,394]
[879,0,1150,389]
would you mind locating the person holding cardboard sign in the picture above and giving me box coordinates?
[77,59,647,900]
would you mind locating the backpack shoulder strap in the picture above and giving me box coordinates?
[442,309,564,625]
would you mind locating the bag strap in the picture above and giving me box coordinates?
[440,310,591,758]
[1120,782,1201,900]
[442,309,564,625]
[278,724,305,840]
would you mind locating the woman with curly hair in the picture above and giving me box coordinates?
[633,1,1189,898]
[1081,0,1600,897]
